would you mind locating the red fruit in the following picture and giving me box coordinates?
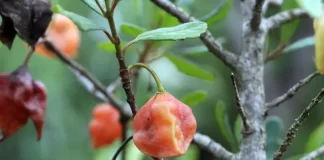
[89,104,122,149]
[34,13,80,58]
[0,66,47,141]
[133,92,197,158]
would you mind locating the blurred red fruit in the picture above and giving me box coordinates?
[34,13,80,58]
[133,92,197,158]
[0,66,47,141]
[89,104,122,149]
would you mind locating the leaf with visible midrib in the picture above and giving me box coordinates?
[165,54,215,81]
[132,21,207,42]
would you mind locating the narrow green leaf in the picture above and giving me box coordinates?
[201,0,232,25]
[165,54,215,81]
[306,122,324,153]
[215,101,236,151]
[281,1,300,42]
[80,0,106,16]
[98,42,128,53]
[265,116,285,160]
[284,154,304,160]
[234,115,242,146]
[120,23,147,37]
[54,5,104,32]
[283,36,315,53]
[133,21,207,42]
[296,0,322,18]
[181,90,207,107]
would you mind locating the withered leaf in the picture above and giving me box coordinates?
[0,66,47,141]
[0,0,53,48]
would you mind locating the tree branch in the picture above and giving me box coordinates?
[250,0,265,31]
[193,133,235,160]
[266,8,309,31]
[105,2,138,116]
[266,72,320,108]
[301,145,324,160]
[230,73,250,131]
[42,40,132,117]
[150,0,238,70]
[273,88,324,160]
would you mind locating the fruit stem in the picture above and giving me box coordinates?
[128,63,165,93]
[23,47,35,67]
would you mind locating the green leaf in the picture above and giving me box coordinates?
[215,101,237,151]
[265,116,285,160]
[98,42,127,53]
[132,21,207,42]
[201,0,233,25]
[306,122,324,153]
[165,54,215,81]
[283,36,315,53]
[284,154,304,160]
[281,1,300,42]
[234,115,242,145]
[80,0,106,16]
[181,90,207,107]
[176,145,199,160]
[296,0,323,18]
[54,4,104,32]
[120,23,147,38]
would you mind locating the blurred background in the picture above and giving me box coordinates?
[0,0,322,160]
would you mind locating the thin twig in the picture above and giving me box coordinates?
[193,133,235,160]
[250,0,265,31]
[120,122,128,160]
[273,88,324,160]
[266,72,320,108]
[112,136,133,160]
[23,47,35,66]
[95,0,105,15]
[264,42,287,63]
[230,73,250,131]
[110,0,120,14]
[105,4,138,116]
[42,40,131,117]
[150,0,238,70]
[300,145,324,160]
[266,8,309,31]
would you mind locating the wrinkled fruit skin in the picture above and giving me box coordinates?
[89,104,122,149]
[133,92,197,158]
[35,13,80,58]
[0,66,47,141]
[314,9,324,74]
